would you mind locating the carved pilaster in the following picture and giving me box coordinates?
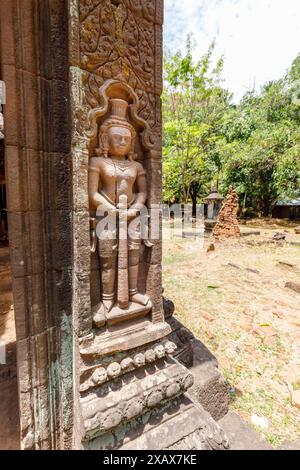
[1,0,73,450]
[67,1,211,449]
[1,0,230,450]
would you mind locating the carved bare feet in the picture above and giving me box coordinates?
[92,302,106,328]
[130,292,150,306]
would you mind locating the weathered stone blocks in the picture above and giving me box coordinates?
[212,187,240,240]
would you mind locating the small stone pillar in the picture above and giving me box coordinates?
[204,189,224,234]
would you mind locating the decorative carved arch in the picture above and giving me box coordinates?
[86,79,155,153]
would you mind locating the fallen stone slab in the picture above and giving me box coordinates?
[219,411,273,450]
[241,231,261,237]
[273,232,286,241]
[278,261,296,269]
[245,268,260,274]
[245,240,275,247]
[285,282,300,294]
[228,263,241,270]
[288,241,300,247]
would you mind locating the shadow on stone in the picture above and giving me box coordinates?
[164,297,231,422]
[0,341,20,450]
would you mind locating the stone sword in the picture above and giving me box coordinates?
[117,194,129,309]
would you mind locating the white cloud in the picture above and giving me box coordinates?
[164,0,300,101]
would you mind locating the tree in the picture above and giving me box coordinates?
[163,39,300,218]
[163,36,231,213]
[222,57,300,216]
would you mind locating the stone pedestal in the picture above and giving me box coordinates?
[204,189,224,236]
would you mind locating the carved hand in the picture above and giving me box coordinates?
[98,200,118,215]
[127,208,139,220]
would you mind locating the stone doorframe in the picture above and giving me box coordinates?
[0,0,75,449]
[0,0,165,450]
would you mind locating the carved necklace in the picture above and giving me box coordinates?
[110,157,134,205]
[109,157,133,173]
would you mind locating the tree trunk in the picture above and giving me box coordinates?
[190,187,198,218]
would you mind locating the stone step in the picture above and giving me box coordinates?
[219,411,273,450]
[167,312,231,422]
[188,339,230,421]
[118,396,230,451]
[81,357,193,441]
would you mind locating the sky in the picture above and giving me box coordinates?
[164,0,300,102]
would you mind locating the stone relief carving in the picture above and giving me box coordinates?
[80,340,177,392]
[88,80,154,329]
[79,0,162,138]
[166,419,230,451]
[80,0,155,90]
[82,366,194,440]
[75,2,230,452]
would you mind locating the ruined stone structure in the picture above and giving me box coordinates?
[204,189,224,235]
[0,0,230,450]
[212,187,240,240]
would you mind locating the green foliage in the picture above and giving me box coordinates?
[163,41,300,216]
[163,36,231,207]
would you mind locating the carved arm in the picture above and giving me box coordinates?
[88,159,116,212]
[130,173,147,213]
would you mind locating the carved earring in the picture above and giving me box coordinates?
[128,137,136,161]
[99,133,109,158]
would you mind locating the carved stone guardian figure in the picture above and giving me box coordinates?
[88,94,151,328]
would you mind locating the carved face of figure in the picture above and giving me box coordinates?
[107,126,132,157]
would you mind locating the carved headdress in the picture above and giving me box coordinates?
[97,99,136,160]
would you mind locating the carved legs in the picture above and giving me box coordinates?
[100,237,117,312]
[129,256,149,306]
[128,226,149,307]
[92,237,117,327]
[93,218,150,328]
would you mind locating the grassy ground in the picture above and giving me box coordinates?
[162,221,300,447]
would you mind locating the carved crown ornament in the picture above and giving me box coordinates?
[86,79,155,153]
